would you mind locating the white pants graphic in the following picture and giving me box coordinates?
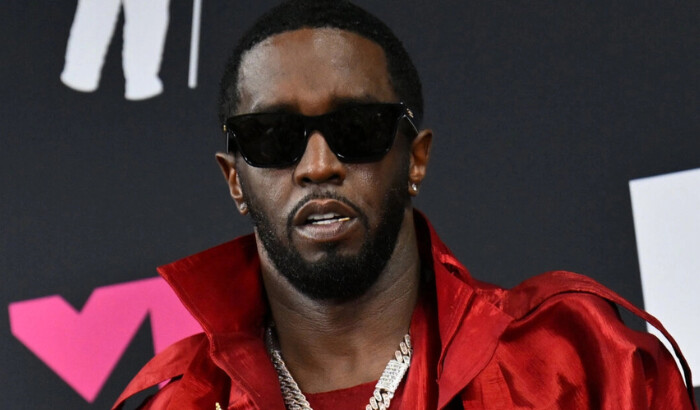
[61,0,170,100]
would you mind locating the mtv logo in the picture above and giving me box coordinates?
[630,168,700,387]
[9,277,201,402]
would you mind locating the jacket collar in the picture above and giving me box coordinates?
[413,213,513,408]
[158,234,265,337]
[157,235,286,408]
[157,210,513,408]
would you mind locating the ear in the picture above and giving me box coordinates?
[215,152,248,215]
[408,129,432,195]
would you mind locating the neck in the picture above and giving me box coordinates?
[259,209,421,393]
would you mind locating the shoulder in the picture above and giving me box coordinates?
[499,275,651,371]
[496,271,684,375]
[463,271,695,409]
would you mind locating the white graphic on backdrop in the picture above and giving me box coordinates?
[188,0,202,89]
[630,168,700,388]
[61,0,173,100]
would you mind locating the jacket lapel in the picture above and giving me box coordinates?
[157,234,286,408]
[417,213,513,408]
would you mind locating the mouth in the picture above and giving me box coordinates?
[293,199,358,226]
[292,199,361,243]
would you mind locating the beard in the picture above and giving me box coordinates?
[243,170,410,302]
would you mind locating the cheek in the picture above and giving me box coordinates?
[348,158,409,207]
[350,167,376,188]
[350,140,410,186]
[239,169,293,214]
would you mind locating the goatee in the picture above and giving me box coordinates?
[244,175,409,302]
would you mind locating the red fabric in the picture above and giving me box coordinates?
[305,381,376,409]
[302,289,437,410]
[113,212,695,409]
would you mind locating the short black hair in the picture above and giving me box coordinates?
[218,0,424,127]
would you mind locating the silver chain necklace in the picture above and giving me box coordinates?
[265,326,412,410]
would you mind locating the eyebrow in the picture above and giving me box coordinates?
[249,94,386,115]
[333,95,383,107]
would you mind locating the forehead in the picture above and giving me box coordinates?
[236,28,397,115]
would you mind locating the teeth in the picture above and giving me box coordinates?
[314,219,336,225]
[307,213,351,224]
[308,213,339,221]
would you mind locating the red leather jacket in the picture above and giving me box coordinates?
[114,213,695,409]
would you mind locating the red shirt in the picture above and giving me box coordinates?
[114,212,695,409]
[303,287,439,410]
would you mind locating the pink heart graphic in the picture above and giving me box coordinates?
[9,277,201,402]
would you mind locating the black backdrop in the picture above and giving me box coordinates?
[2,1,698,408]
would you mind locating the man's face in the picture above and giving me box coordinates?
[222,28,418,301]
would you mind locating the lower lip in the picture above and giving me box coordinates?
[294,217,359,243]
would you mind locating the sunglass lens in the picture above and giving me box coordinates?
[230,114,306,167]
[325,105,400,162]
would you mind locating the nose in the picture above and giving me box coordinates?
[293,132,346,186]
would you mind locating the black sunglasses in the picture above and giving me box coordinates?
[223,103,418,168]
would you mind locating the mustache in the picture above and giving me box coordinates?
[286,191,368,230]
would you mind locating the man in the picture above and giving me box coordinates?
[114,1,695,409]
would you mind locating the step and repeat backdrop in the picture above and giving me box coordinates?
[2,1,698,408]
